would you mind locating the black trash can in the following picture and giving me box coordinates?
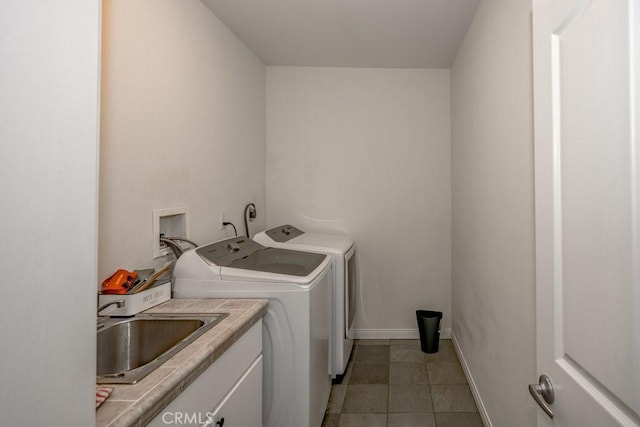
[416,310,442,353]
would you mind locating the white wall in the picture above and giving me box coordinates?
[0,1,101,425]
[100,0,266,280]
[266,67,451,337]
[451,0,536,425]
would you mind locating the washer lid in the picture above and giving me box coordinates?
[228,247,326,276]
[257,225,354,254]
[195,236,326,276]
[284,232,354,254]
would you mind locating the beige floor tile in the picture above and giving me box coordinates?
[327,384,347,414]
[388,413,436,427]
[339,413,387,427]
[322,413,341,427]
[342,349,357,384]
[342,384,388,413]
[390,345,425,363]
[324,341,484,426]
[349,362,389,384]
[388,384,433,413]
[354,345,390,364]
[435,412,485,427]
[439,339,454,348]
[426,362,467,384]
[430,385,478,412]
[389,363,428,384]
[356,339,390,346]
[390,339,420,346]
[422,343,459,362]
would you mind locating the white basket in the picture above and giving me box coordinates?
[98,281,171,316]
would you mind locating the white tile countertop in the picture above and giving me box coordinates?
[96,298,268,427]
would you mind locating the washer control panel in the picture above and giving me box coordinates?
[265,225,304,242]
[196,237,263,266]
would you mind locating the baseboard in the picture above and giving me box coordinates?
[451,332,493,427]
[353,328,452,340]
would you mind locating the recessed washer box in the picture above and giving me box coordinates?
[152,207,190,258]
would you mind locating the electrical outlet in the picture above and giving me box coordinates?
[219,212,226,230]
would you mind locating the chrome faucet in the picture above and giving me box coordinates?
[98,299,125,315]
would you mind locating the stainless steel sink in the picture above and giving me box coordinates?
[96,313,227,384]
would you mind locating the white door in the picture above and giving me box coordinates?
[533,0,639,425]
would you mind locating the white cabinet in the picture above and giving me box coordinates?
[203,356,261,427]
[149,321,262,427]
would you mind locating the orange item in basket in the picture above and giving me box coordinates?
[101,269,138,294]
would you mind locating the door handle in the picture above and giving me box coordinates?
[529,374,555,419]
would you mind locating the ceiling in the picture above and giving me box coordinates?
[201,0,480,68]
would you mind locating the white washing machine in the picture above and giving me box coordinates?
[254,225,356,378]
[172,236,332,427]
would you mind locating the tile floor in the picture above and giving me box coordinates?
[322,339,484,427]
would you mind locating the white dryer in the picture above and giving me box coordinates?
[172,236,332,427]
[254,225,356,378]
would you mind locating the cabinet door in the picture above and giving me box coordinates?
[149,321,262,427]
[203,355,262,427]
